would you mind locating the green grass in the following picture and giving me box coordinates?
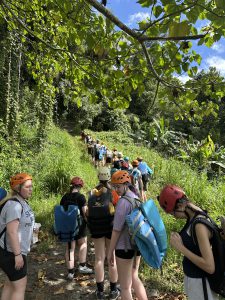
[1,126,225,294]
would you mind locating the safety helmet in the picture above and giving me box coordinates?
[70,177,84,187]
[98,167,111,181]
[137,156,143,161]
[117,152,123,158]
[111,170,131,184]
[158,184,186,213]
[0,187,7,200]
[132,160,139,167]
[124,156,129,162]
[10,173,32,189]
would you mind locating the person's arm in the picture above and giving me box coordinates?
[107,230,121,266]
[7,219,24,269]
[82,205,88,221]
[147,165,153,174]
[170,224,215,274]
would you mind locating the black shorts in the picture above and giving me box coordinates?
[115,249,141,259]
[75,221,87,240]
[0,247,27,281]
[91,232,112,239]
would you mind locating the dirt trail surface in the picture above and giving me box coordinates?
[0,241,186,300]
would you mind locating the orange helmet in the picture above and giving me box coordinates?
[10,173,32,189]
[111,170,131,184]
[132,160,139,167]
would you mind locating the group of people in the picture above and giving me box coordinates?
[81,132,154,202]
[0,147,223,300]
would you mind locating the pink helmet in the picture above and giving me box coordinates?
[70,177,84,187]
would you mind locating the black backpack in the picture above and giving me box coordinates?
[191,213,225,298]
[87,188,114,235]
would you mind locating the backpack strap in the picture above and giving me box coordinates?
[191,214,215,245]
[0,198,23,250]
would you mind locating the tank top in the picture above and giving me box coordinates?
[179,214,210,278]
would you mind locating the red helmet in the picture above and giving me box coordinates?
[70,177,84,187]
[158,185,186,213]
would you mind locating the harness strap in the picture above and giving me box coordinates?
[202,277,209,300]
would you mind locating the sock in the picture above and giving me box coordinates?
[110,282,117,292]
[79,262,85,267]
[96,281,104,292]
[68,268,74,274]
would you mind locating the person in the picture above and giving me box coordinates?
[158,184,219,300]
[0,172,35,300]
[131,160,144,201]
[137,156,153,192]
[108,170,148,300]
[0,187,7,201]
[87,167,120,300]
[60,176,93,280]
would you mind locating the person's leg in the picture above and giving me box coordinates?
[105,238,118,283]
[116,256,133,300]
[77,237,93,274]
[93,238,106,299]
[65,241,75,278]
[131,256,148,300]
[1,276,27,300]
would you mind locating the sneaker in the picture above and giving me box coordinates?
[78,265,93,274]
[67,273,74,280]
[109,289,120,300]
[95,290,104,300]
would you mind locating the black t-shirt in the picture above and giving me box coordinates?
[60,192,86,218]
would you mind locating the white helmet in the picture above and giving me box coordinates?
[98,167,111,181]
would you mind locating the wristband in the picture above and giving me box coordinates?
[14,252,21,256]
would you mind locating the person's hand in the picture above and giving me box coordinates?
[170,232,184,252]
[15,254,24,270]
[107,250,115,267]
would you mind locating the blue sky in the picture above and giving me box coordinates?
[107,0,225,82]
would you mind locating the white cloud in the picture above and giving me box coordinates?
[211,42,225,54]
[177,75,190,83]
[206,56,225,76]
[127,12,150,26]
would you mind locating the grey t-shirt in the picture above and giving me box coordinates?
[113,190,136,250]
[0,198,35,255]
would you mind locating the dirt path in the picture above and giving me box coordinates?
[0,239,186,300]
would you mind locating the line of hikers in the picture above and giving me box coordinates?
[1,136,225,300]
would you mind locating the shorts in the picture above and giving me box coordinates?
[106,157,112,163]
[91,232,112,239]
[184,275,219,300]
[115,249,141,259]
[0,247,27,281]
[75,221,87,240]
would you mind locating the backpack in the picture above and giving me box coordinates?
[191,213,225,297]
[87,188,114,235]
[54,205,81,242]
[125,197,167,269]
[0,198,23,247]
[130,169,140,187]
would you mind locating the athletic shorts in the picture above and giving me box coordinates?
[115,249,141,259]
[75,221,87,240]
[0,247,27,281]
[91,232,112,239]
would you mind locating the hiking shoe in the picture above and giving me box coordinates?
[78,265,93,274]
[67,273,74,280]
[95,290,104,300]
[109,288,120,300]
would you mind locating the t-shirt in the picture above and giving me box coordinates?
[0,199,35,255]
[60,192,86,217]
[113,190,136,250]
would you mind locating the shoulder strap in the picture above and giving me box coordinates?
[191,216,215,244]
[123,195,141,209]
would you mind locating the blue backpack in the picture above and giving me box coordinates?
[54,205,81,242]
[126,198,167,269]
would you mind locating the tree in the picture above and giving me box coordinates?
[0,0,224,124]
